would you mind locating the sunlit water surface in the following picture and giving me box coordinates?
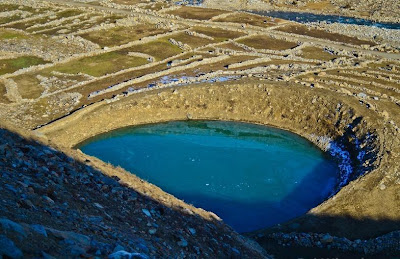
[79,121,339,232]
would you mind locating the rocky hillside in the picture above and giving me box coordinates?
[0,123,268,258]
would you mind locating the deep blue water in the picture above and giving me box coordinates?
[252,10,400,30]
[79,121,339,232]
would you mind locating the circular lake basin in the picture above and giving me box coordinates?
[79,121,339,232]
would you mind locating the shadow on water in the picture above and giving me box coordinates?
[75,118,398,258]
[169,158,339,233]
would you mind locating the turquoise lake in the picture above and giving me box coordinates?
[79,121,339,232]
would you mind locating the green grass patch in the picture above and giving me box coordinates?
[67,62,169,102]
[192,27,246,42]
[0,29,26,40]
[51,50,149,77]
[126,39,183,61]
[6,17,48,30]
[0,14,23,25]
[24,10,84,32]
[0,3,45,14]
[80,24,167,47]
[0,56,48,76]
[0,4,20,12]
[56,9,83,19]
[237,35,298,50]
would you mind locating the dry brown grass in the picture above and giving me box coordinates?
[303,1,334,11]
[322,69,400,98]
[126,39,183,61]
[237,35,298,50]
[142,2,169,11]
[192,27,246,42]
[298,46,339,61]
[217,42,249,52]
[213,12,285,27]
[50,50,149,77]
[80,24,168,47]
[111,0,143,5]
[13,74,43,99]
[176,55,258,76]
[0,81,11,104]
[277,24,374,46]
[166,6,229,20]
[170,32,216,48]
[227,59,317,70]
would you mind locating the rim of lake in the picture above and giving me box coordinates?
[79,120,340,232]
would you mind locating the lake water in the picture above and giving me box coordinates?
[79,121,339,232]
[252,10,400,30]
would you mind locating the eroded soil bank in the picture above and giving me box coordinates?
[38,80,400,244]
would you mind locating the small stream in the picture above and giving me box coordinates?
[177,0,400,30]
[251,10,400,30]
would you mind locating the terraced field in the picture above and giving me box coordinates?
[0,0,399,258]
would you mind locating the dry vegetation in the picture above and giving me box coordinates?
[166,6,229,20]
[0,80,10,103]
[298,46,339,61]
[51,51,149,77]
[170,32,216,48]
[237,35,298,50]
[213,12,285,27]
[192,26,246,41]
[0,56,48,76]
[80,24,168,47]
[276,24,374,45]
[126,39,183,60]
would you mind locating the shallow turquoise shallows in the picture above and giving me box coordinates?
[79,121,339,232]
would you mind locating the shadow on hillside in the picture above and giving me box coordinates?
[0,127,266,258]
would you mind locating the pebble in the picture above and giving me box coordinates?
[321,234,333,243]
[0,218,27,238]
[108,251,149,259]
[31,224,48,237]
[142,209,151,217]
[93,202,104,209]
[177,238,188,247]
[0,235,23,258]
[188,228,196,235]
[113,244,125,253]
